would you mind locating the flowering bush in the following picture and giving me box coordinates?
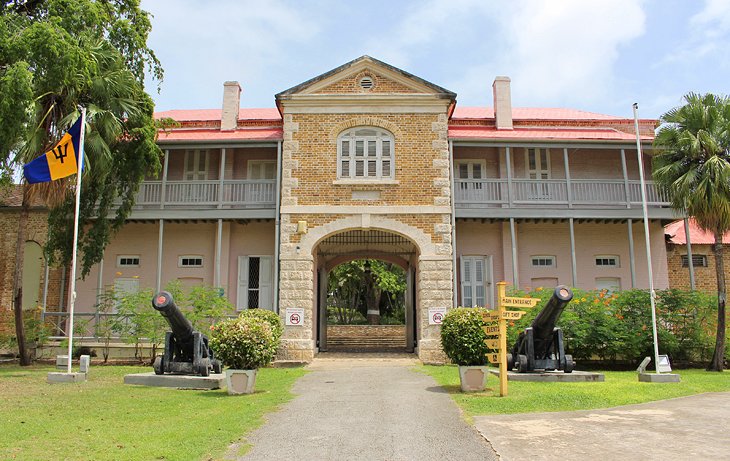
[440,307,490,366]
[209,315,280,370]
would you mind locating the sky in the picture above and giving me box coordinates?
[141,0,730,120]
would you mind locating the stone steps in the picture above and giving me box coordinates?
[326,336,406,352]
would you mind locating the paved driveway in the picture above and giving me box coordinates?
[473,391,730,461]
[229,355,497,461]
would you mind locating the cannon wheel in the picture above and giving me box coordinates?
[516,354,529,373]
[212,360,222,374]
[506,353,515,371]
[153,356,164,375]
[564,354,574,373]
[197,358,210,377]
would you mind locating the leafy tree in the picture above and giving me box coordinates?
[653,93,730,371]
[0,0,162,364]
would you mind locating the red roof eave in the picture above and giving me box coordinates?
[156,128,283,143]
[447,126,653,142]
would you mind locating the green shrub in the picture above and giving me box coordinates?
[209,316,279,370]
[440,307,490,366]
[239,309,283,342]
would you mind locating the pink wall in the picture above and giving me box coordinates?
[453,219,669,302]
[226,221,276,306]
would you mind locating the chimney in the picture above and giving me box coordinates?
[221,81,241,131]
[492,76,513,130]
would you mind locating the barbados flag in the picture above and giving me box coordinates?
[23,117,82,184]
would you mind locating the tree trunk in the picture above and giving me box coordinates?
[11,184,31,365]
[364,269,380,325]
[708,230,727,371]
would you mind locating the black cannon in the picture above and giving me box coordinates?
[152,291,221,377]
[507,285,575,373]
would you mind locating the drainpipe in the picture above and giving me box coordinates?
[273,140,282,313]
[449,140,458,308]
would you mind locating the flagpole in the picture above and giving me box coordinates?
[633,103,661,374]
[66,108,86,374]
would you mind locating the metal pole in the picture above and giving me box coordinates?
[569,218,578,287]
[509,218,518,287]
[65,107,87,373]
[628,219,637,288]
[156,219,164,293]
[633,103,661,373]
[215,219,222,287]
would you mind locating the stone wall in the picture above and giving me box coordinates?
[666,243,728,292]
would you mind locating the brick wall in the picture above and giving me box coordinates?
[666,243,728,292]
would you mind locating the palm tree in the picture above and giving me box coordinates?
[10,40,160,365]
[653,93,730,371]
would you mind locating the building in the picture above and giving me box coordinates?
[11,56,677,363]
[665,219,730,291]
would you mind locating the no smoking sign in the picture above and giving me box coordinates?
[429,307,447,325]
[286,308,305,326]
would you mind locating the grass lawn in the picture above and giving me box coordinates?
[420,366,730,417]
[0,364,306,460]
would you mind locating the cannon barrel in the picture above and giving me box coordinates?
[531,285,573,357]
[152,291,194,342]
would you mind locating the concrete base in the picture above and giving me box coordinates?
[489,369,605,382]
[47,372,87,384]
[124,372,225,390]
[639,372,681,383]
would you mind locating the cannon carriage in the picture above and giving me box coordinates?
[507,285,575,373]
[151,291,222,377]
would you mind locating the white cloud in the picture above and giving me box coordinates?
[497,0,646,107]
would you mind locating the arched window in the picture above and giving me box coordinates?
[337,127,394,180]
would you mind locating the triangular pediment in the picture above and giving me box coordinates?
[276,56,455,99]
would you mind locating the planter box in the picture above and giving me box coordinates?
[458,365,489,392]
[225,369,257,395]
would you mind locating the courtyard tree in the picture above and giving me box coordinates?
[0,0,162,364]
[653,92,730,371]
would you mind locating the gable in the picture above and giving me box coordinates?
[276,55,455,99]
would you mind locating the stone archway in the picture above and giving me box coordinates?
[277,215,452,363]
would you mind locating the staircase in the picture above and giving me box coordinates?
[326,325,407,352]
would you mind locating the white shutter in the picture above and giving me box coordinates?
[461,258,473,307]
[237,256,249,310]
[259,256,273,310]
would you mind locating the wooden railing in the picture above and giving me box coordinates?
[133,180,276,209]
[455,179,669,208]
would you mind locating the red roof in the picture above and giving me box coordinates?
[448,125,651,142]
[157,128,283,143]
[451,107,629,121]
[665,219,730,245]
[155,108,281,122]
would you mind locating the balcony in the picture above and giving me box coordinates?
[132,179,276,209]
[455,179,671,216]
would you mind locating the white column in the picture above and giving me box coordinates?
[510,218,519,287]
[569,218,578,287]
[160,149,169,209]
[621,149,631,209]
[563,148,573,208]
[684,218,696,290]
[628,219,637,288]
[156,219,164,293]
[218,148,226,209]
[215,218,223,287]
[506,147,514,208]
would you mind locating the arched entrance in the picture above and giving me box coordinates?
[314,230,418,353]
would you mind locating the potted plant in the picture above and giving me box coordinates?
[440,307,491,392]
[209,312,281,395]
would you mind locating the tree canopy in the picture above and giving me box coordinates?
[653,92,730,371]
[0,0,163,276]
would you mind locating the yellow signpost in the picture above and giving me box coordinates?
[481,282,536,397]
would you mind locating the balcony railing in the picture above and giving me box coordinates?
[455,179,669,208]
[133,180,276,209]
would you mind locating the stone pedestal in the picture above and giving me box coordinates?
[47,372,87,384]
[639,372,681,383]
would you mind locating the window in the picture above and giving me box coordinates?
[238,256,273,310]
[117,255,140,268]
[248,160,276,180]
[338,127,394,180]
[596,277,621,293]
[531,256,556,268]
[681,255,708,268]
[179,255,203,268]
[595,255,620,268]
[526,148,550,179]
[184,149,208,180]
[461,256,493,308]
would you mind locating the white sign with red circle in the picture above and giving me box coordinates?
[286,308,305,326]
[429,307,447,325]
